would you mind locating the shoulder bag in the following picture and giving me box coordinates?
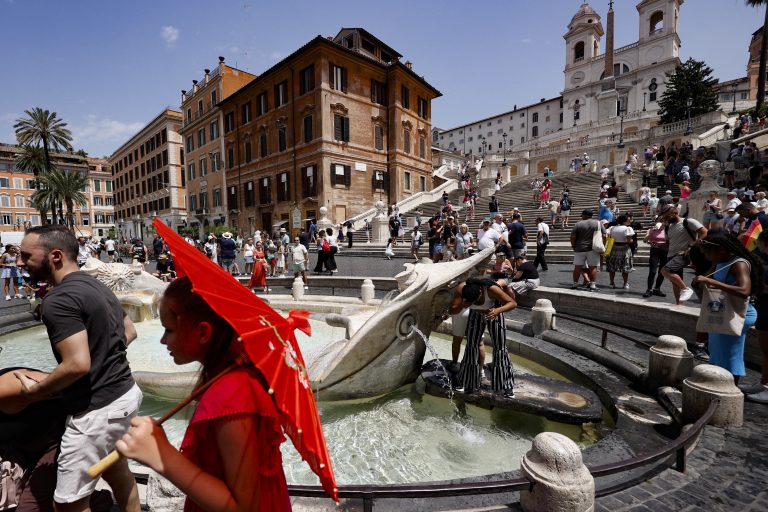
[696,258,750,336]
[591,220,605,254]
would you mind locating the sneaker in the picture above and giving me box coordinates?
[589,283,597,292]
[746,388,768,404]
[454,386,465,393]
[690,343,710,361]
[4,295,10,301]
[503,390,516,398]
[624,284,630,290]
[678,288,694,302]
[738,382,767,395]
[652,289,667,297]
[643,289,653,298]
[571,283,579,290]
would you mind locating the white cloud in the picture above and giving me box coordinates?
[160,25,180,46]
[70,115,144,149]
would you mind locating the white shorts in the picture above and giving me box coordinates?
[573,251,600,268]
[452,308,470,337]
[560,209,571,217]
[55,383,143,504]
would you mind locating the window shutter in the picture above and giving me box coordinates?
[370,79,376,103]
[375,126,383,150]
[342,68,348,92]
[343,117,350,142]
[383,170,390,192]
[285,174,290,201]
[344,165,351,187]
[301,168,308,197]
[334,115,342,141]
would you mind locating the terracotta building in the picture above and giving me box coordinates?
[0,144,107,234]
[109,108,185,242]
[217,28,441,236]
[179,58,255,238]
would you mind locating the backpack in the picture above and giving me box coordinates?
[560,197,571,211]
[321,239,331,253]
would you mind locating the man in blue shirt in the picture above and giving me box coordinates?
[505,214,528,258]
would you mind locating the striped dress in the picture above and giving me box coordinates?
[457,283,515,394]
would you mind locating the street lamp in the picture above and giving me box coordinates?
[684,97,693,136]
[642,92,647,112]
[375,171,384,201]
[502,132,508,166]
[617,106,626,149]
[731,83,738,114]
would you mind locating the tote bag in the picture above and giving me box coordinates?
[591,221,605,254]
[603,236,615,257]
[696,259,750,336]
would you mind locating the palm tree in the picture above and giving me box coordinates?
[14,108,73,175]
[29,186,59,226]
[14,144,55,223]
[38,169,88,230]
[747,0,768,112]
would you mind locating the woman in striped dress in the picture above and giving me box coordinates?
[2,245,20,301]
[447,277,517,397]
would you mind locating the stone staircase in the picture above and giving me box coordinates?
[339,168,662,264]
[0,300,38,336]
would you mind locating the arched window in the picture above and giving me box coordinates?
[574,41,585,63]
[650,11,664,34]
[600,63,631,80]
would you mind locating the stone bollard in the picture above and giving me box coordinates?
[647,335,694,389]
[682,364,743,427]
[530,299,556,336]
[361,279,375,305]
[292,276,305,301]
[520,432,595,512]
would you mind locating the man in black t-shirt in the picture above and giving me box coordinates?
[15,225,141,512]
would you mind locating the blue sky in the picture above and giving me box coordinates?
[0,0,763,157]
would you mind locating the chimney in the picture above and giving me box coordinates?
[604,1,615,79]
[218,56,225,63]
[192,79,198,93]
[181,90,187,102]
[204,69,210,84]
[405,60,413,70]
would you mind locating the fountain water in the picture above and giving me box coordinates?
[411,325,455,405]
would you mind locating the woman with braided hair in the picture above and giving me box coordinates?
[446,277,517,396]
[694,230,764,383]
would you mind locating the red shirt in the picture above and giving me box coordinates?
[180,367,291,511]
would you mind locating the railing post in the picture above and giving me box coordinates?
[600,330,608,349]
[363,495,374,512]
[675,446,686,473]
[682,365,742,427]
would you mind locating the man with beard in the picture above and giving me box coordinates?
[14,225,142,512]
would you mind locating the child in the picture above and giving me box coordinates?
[116,277,291,511]
[384,238,395,260]
[275,240,286,276]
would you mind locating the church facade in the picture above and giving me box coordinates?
[434,1,686,167]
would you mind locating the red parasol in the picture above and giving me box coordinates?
[153,220,339,502]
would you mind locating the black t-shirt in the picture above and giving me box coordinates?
[42,272,134,415]
[442,224,457,242]
[152,239,163,253]
[512,262,539,281]
[505,221,527,249]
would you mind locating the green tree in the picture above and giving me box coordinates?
[14,108,74,225]
[747,1,768,111]
[658,58,719,125]
[14,144,55,222]
[35,169,88,230]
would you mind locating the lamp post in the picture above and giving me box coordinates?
[642,92,647,112]
[479,135,486,161]
[375,171,383,201]
[502,132,508,166]
[617,108,626,149]
[731,83,738,114]
[684,97,693,136]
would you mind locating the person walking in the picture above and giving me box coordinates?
[643,220,668,298]
[606,215,635,289]
[410,225,422,261]
[570,210,605,292]
[248,241,270,293]
[290,237,309,289]
[533,216,549,271]
[489,195,500,219]
[2,245,20,300]
[559,192,573,229]
[15,225,142,512]
[345,222,354,248]
[659,203,707,304]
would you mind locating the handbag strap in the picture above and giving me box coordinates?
[703,257,749,279]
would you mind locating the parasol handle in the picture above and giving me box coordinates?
[87,362,241,479]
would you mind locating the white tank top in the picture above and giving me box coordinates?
[469,286,496,310]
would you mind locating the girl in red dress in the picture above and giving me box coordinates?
[116,277,291,511]
[248,241,269,294]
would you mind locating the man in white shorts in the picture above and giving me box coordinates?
[570,209,605,292]
[15,225,141,512]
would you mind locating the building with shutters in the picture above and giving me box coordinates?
[217,27,441,236]
[179,58,255,238]
[109,108,186,242]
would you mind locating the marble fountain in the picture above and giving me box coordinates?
[0,252,606,486]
